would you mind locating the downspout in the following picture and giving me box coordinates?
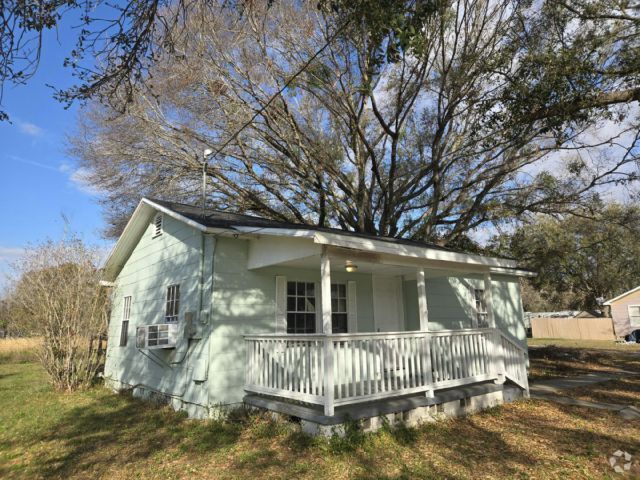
[205,235,217,411]
[169,230,211,366]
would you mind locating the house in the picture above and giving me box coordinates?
[603,287,640,339]
[102,198,534,433]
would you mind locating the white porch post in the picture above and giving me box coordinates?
[321,246,334,416]
[484,271,505,384]
[416,268,429,330]
[417,268,435,397]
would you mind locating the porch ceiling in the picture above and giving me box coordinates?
[257,249,476,278]
[246,234,534,277]
[273,254,417,277]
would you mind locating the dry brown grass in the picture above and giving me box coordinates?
[528,341,640,380]
[0,337,40,363]
[2,362,640,479]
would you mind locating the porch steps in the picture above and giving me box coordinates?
[245,381,507,426]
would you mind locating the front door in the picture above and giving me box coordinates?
[372,275,405,332]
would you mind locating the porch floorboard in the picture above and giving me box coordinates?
[244,381,505,425]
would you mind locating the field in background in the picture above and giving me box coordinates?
[2,359,640,478]
[0,337,40,363]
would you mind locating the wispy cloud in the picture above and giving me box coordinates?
[6,153,60,172]
[68,166,104,196]
[17,121,44,137]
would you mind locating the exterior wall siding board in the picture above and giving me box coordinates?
[104,214,209,414]
[106,218,528,414]
[403,275,526,348]
[610,289,640,337]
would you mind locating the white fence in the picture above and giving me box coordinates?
[245,327,528,415]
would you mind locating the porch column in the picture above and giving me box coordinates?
[417,268,435,397]
[321,246,334,416]
[484,271,505,384]
[416,268,429,330]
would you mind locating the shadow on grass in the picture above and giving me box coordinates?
[0,372,16,382]
[24,391,246,479]
[528,345,640,380]
[347,400,640,479]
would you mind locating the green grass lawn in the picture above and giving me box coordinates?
[2,361,640,479]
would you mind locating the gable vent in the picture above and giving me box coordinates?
[153,212,163,237]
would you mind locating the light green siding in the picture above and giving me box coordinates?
[207,237,376,404]
[403,275,526,347]
[104,214,212,414]
[105,214,527,415]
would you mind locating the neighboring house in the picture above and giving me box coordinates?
[102,198,534,432]
[603,287,640,338]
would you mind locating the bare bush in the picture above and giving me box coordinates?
[9,237,109,391]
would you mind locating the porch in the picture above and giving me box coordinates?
[242,241,530,417]
[244,327,528,416]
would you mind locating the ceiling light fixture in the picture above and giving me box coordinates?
[345,261,358,273]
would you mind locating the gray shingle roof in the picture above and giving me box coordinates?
[149,198,458,253]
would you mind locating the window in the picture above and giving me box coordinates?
[474,289,488,327]
[286,281,316,333]
[331,283,348,333]
[165,284,180,323]
[119,296,132,346]
[628,305,640,326]
[153,212,163,237]
[147,324,170,347]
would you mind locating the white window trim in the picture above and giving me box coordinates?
[120,296,132,347]
[331,282,348,334]
[165,284,180,323]
[275,278,357,334]
[285,280,317,334]
[628,305,640,326]
[470,287,488,328]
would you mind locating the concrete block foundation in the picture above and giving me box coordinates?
[245,382,526,437]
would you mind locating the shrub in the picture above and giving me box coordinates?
[7,236,108,390]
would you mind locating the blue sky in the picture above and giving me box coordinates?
[0,17,111,291]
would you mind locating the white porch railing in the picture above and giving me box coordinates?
[499,333,529,392]
[244,328,528,415]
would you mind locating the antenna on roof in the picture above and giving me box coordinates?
[202,148,213,220]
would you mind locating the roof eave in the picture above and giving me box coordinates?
[603,285,640,305]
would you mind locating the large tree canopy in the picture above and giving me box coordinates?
[491,203,640,311]
[69,0,640,242]
[0,0,431,120]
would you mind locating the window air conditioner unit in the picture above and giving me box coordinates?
[136,323,179,349]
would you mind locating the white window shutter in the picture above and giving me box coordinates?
[347,281,357,333]
[275,276,287,333]
[315,282,322,333]
[468,284,478,328]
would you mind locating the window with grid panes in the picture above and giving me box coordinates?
[286,281,316,333]
[331,283,348,333]
[165,284,180,323]
[119,296,132,346]
[474,289,488,327]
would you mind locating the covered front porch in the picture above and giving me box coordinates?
[242,235,530,417]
